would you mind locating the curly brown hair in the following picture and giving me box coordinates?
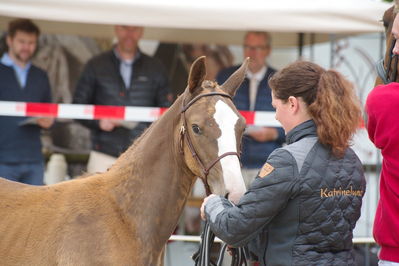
[269,61,361,157]
[8,19,40,38]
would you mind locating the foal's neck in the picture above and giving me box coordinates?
[107,97,196,251]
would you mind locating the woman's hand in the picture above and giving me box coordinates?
[200,194,217,221]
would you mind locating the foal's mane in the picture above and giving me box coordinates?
[127,93,184,154]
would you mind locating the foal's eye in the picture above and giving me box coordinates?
[192,124,201,134]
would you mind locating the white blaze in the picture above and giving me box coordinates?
[213,100,246,203]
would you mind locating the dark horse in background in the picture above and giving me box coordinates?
[376,6,399,85]
[0,57,248,265]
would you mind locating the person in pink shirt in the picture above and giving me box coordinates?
[366,2,399,265]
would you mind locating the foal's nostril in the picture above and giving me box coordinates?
[224,193,229,199]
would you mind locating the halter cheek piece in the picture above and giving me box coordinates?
[377,38,398,84]
[179,92,240,196]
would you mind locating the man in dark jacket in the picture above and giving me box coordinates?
[216,31,284,188]
[73,25,171,173]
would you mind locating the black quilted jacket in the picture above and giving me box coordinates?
[73,50,170,157]
[205,120,366,266]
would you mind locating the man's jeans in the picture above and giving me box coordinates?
[0,162,44,185]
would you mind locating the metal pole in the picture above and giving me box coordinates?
[329,34,336,68]
[364,243,370,266]
[298,32,305,59]
[379,31,385,59]
[310,33,315,62]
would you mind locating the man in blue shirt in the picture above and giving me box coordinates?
[217,32,285,188]
[0,19,54,185]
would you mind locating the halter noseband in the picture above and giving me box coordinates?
[377,38,398,84]
[179,92,240,196]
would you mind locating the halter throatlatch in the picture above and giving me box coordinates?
[179,92,240,196]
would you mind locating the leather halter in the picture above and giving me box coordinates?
[377,38,398,84]
[179,92,240,196]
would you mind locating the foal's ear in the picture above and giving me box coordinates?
[187,56,207,94]
[221,57,249,97]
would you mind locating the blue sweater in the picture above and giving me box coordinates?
[0,63,52,163]
[216,65,285,169]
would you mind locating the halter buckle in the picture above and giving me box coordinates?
[179,125,185,154]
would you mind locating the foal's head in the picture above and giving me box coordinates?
[376,6,399,85]
[179,56,248,203]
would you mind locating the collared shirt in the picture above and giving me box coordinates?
[246,66,267,111]
[113,48,140,89]
[0,53,31,88]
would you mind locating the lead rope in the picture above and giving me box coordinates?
[192,221,248,266]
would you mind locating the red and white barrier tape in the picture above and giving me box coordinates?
[0,101,281,127]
